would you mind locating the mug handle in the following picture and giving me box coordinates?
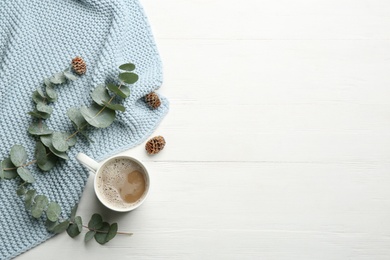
[76,153,100,173]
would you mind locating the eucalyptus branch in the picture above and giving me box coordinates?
[0,59,139,244]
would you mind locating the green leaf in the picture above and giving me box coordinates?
[25,189,36,209]
[32,90,45,104]
[40,135,69,160]
[28,122,53,136]
[119,63,135,71]
[67,107,87,129]
[118,72,138,84]
[52,220,70,234]
[106,83,130,98]
[106,223,118,242]
[44,78,52,88]
[94,222,110,245]
[65,133,77,147]
[85,230,96,242]
[10,145,27,167]
[63,71,78,81]
[70,204,78,221]
[49,147,69,160]
[74,216,83,232]
[50,72,66,84]
[46,219,58,232]
[46,202,61,222]
[40,135,52,147]
[37,153,57,171]
[35,141,47,165]
[17,167,35,183]
[52,132,69,152]
[1,158,17,179]
[102,101,125,112]
[28,110,51,119]
[37,87,45,98]
[67,223,81,238]
[88,213,103,230]
[46,84,57,102]
[16,185,26,196]
[80,103,116,129]
[94,222,110,244]
[91,84,111,106]
[36,102,53,115]
[31,195,49,218]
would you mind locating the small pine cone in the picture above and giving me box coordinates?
[145,92,161,109]
[145,136,166,155]
[71,56,87,75]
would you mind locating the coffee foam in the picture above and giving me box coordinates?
[96,158,147,209]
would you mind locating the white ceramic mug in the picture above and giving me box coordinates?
[76,153,150,212]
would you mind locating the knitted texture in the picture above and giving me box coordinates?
[0,0,168,259]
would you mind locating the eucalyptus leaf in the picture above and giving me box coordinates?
[63,71,78,81]
[118,72,138,84]
[106,223,118,242]
[52,220,70,234]
[28,122,53,136]
[80,103,116,128]
[28,110,50,119]
[91,84,111,106]
[85,230,95,242]
[119,63,135,71]
[40,135,52,147]
[40,136,69,160]
[74,216,83,232]
[88,213,103,230]
[36,102,53,115]
[1,158,18,179]
[16,185,26,196]
[102,101,125,112]
[10,145,27,167]
[31,195,49,218]
[25,189,36,209]
[37,87,45,98]
[52,132,69,152]
[37,153,57,171]
[32,90,45,104]
[44,78,52,88]
[48,146,69,160]
[106,83,130,98]
[46,219,58,232]
[67,107,87,129]
[17,167,35,183]
[94,222,110,245]
[0,166,4,179]
[67,223,81,238]
[46,202,61,222]
[46,84,57,102]
[65,133,77,147]
[70,204,78,221]
[35,141,47,165]
[50,72,66,84]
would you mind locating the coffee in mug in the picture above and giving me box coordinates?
[76,153,150,212]
[96,157,147,209]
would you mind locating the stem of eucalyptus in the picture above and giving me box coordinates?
[81,225,133,235]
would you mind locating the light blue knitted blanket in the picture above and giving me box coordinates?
[0,0,168,258]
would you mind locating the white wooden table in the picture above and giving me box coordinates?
[19,0,390,259]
